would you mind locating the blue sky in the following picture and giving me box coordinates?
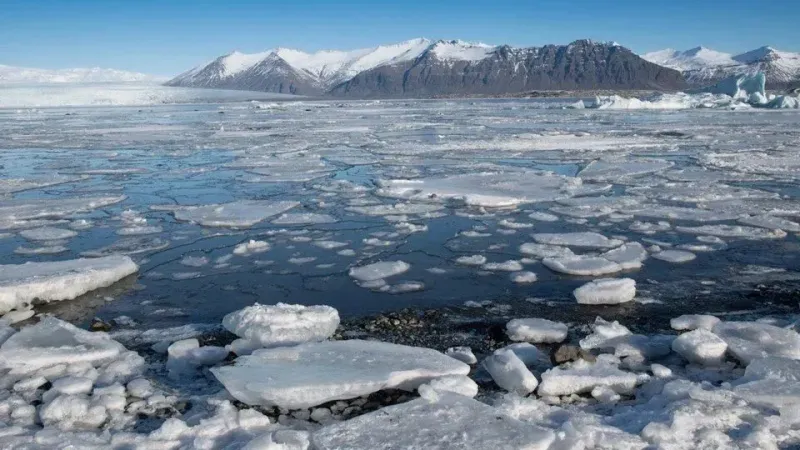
[1,0,798,76]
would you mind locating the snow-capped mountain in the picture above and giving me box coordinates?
[643,46,800,88]
[0,65,161,84]
[167,38,684,97]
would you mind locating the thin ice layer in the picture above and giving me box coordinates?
[0,255,138,314]
[159,200,298,227]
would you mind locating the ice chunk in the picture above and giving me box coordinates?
[19,227,77,241]
[738,215,800,232]
[222,303,339,352]
[244,430,311,450]
[0,317,125,372]
[212,340,469,409]
[0,255,138,314]
[542,256,622,276]
[445,346,477,365]
[579,318,632,351]
[483,349,539,395]
[712,321,800,365]
[419,375,478,398]
[348,260,410,282]
[39,394,107,430]
[179,255,209,267]
[311,393,555,450]
[272,212,337,225]
[733,356,800,410]
[676,224,787,240]
[579,159,673,181]
[506,318,568,344]
[672,329,727,366]
[377,171,572,207]
[160,200,298,227]
[573,278,636,305]
[532,232,623,249]
[166,338,228,377]
[482,260,523,271]
[528,211,559,222]
[537,359,640,396]
[81,236,169,257]
[601,242,647,270]
[670,314,720,331]
[653,249,696,263]
[519,243,575,259]
[233,240,271,256]
[498,343,552,371]
[455,255,487,266]
[0,195,126,220]
[510,271,538,283]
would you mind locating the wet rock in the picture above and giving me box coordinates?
[90,317,112,332]
[551,344,596,365]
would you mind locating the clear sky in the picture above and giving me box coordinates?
[1,0,798,76]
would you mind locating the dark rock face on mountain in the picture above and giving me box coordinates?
[167,39,686,98]
[330,40,685,98]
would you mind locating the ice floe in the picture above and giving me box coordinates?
[0,255,138,314]
[506,318,568,344]
[212,340,469,409]
[573,278,637,305]
[543,255,623,276]
[157,200,298,227]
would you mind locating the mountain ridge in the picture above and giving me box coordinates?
[167,38,685,97]
[643,45,800,88]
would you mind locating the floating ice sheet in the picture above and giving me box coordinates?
[212,340,469,409]
[158,200,298,227]
[0,255,138,314]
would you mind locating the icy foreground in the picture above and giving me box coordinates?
[3,306,800,449]
[0,255,138,314]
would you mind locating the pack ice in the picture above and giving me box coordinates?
[211,340,470,409]
[0,255,138,314]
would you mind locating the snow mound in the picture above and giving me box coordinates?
[712,321,800,365]
[222,303,340,354]
[212,340,469,409]
[311,393,555,450]
[506,318,568,343]
[0,255,138,314]
[161,200,298,227]
[573,278,636,305]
